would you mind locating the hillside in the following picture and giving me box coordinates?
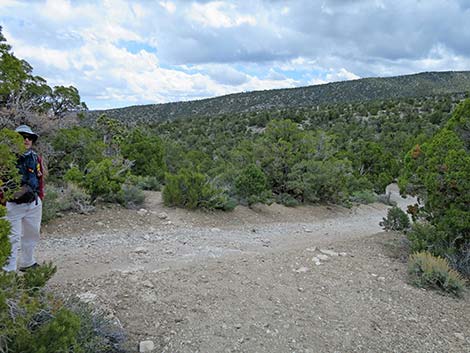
[86,71,470,124]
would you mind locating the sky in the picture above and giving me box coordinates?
[1,0,470,110]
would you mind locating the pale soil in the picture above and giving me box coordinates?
[40,188,469,353]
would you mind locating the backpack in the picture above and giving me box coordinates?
[12,151,41,204]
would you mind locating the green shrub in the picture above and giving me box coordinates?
[275,193,300,207]
[287,158,353,204]
[131,175,162,191]
[119,183,145,209]
[121,128,166,180]
[380,206,411,231]
[407,222,449,257]
[163,169,230,210]
[350,190,377,204]
[408,251,466,297]
[51,127,105,176]
[83,159,127,202]
[234,164,271,205]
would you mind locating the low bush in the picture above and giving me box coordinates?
[380,206,410,231]
[350,190,377,204]
[163,169,231,210]
[42,183,94,223]
[119,183,145,209]
[275,193,300,207]
[407,222,450,256]
[234,164,271,205]
[408,251,466,297]
[127,175,162,191]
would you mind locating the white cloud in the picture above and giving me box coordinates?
[159,1,176,14]
[187,1,256,28]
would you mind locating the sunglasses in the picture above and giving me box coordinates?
[22,134,34,141]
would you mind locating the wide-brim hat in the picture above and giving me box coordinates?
[15,125,39,142]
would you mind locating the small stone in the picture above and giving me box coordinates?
[211,227,221,232]
[77,292,97,303]
[317,254,329,261]
[306,247,317,252]
[312,257,322,265]
[158,212,168,219]
[293,266,309,273]
[378,277,386,282]
[139,340,155,352]
[319,249,339,256]
[133,247,148,254]
[339,252,348,256]
[97,221,104,226]
[137,208,148,216]
[303,227,313,233]
[142,280,154,288]
[454,333,465,340]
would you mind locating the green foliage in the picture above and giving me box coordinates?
[51,127,105,175]
[234,164,270,205]
[163,169,229,210]
[286,159,354,204]
[85,71,470,125]
[0,129,25,201]
[50,85,87,118]
[380,206,411,231]
[408,251,466,297]
[400,99,470,273]
[83,159,127,202]
[121,128,166,180]
[406,222,450,257]
[127,175,161,191]
[350,190,377,204]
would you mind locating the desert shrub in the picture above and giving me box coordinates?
[380,206,411,231]
[120,128,166,180]
[51,126,105,176]
[127,175,162,191]
[234,164,271,205]
[66,300,130,353]
[119,183,145,209]
[287,158,354,204]
[82,158,127,202]
[406,222,450,257]
[42,183,94,223]
[275,193,300,207]
[408,251,466,297]
[350,190,377,204]
[163,169,230,210]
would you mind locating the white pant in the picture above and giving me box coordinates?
[2,198,42,272]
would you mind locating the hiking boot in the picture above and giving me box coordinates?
[19,263,39,272]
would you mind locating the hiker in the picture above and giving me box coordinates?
[2,125,45,272]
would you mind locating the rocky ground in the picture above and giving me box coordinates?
[40,187,469,353]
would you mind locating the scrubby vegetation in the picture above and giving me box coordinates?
[1,27,130,352]
[408,251,466,297]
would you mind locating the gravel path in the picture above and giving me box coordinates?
[40,189,469,353]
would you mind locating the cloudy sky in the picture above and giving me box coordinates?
[1,0,469,109]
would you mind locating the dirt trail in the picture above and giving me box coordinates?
[40,188,469,353]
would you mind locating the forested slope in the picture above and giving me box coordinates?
[86,71,470,124]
